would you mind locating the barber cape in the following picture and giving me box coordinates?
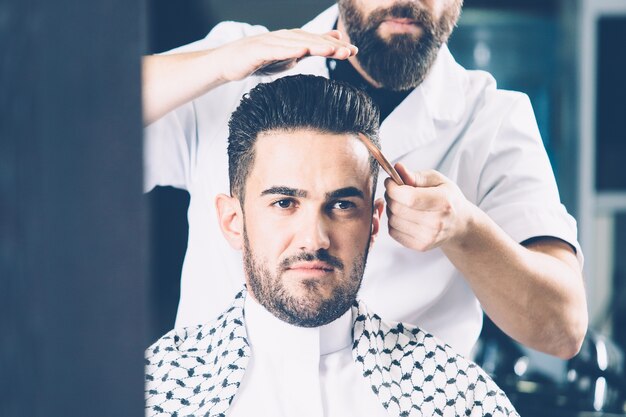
[145,290,518,417]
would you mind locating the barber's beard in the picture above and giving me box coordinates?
[339,0,461,91]
[243,230,368,327]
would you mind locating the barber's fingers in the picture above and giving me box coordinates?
[385,197,440,223]
[325,29,343,40]
[385,181,451,212]
[395,163,446,188]
[387,219,443,252]
[263,29,357,58]
[385,192,455,251]
[384,165,454,210]
[220,29,357,81]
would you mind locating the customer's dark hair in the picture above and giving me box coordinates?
[227,75,381,200]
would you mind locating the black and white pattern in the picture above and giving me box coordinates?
[352,302,518,416]
[145,291,250,417]
[145,289,518,417]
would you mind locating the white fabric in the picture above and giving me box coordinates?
[143,5,582,356]
[227,296,387,417]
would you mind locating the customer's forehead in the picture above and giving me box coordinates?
[248,130,372,192]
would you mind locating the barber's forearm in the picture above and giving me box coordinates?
[442,206,588,359]
[142,51,226,126]
[141,29,358,127]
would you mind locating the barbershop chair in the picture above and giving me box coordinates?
[474,318,626,416]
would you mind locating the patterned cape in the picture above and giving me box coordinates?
[145,290,519,417]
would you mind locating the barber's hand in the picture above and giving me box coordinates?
[384,163,475,252]
[216,29,357,82]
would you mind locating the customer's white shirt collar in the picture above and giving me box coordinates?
[244,293,353,356]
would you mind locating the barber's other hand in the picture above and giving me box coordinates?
[216,29,357,82]
[384,163,476,252]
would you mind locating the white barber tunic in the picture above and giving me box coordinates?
[143,5,581,356]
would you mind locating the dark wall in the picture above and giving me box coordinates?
[147,0,334,53]
[0,1,148,416]
[595,16,626,191]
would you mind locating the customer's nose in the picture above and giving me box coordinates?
[295,209,331,251]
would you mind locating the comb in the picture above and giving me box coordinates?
[357,133,404,185]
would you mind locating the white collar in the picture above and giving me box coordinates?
[244,294,353,356]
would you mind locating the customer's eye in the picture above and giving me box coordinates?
[332,200,356,210]
[272,199,295,209]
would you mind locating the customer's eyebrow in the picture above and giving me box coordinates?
[260,186,307,198]
[326,187,365,200]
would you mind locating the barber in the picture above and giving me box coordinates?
[142,0,587,358]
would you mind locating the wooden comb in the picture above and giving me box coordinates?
[357,133,404,185]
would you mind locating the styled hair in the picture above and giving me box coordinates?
[227,75,381,200]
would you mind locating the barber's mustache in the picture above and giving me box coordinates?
[279,250,344,271]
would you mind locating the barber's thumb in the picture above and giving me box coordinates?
[394,162,421,187]
[397,164,446,188]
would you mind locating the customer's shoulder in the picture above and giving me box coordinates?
[353,299,466,361]
[352,300,519,416]
[146,290,246,362]
[145,291,249,417]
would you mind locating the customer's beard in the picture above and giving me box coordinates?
[243,231,367,327]
[339,0,461,91]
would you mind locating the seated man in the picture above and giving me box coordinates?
[145,75,518,417]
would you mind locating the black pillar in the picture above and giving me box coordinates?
[0,1,147,416]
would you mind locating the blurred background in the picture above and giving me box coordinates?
[1,0,625,415]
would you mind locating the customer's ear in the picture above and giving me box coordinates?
[215,194,244,250]
[370,198,384,246]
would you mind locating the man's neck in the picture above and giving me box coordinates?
[243,294,353,356]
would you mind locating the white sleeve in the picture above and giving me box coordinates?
[476,93,583,265]
[142,22,269,192]
[143,101,196,191]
